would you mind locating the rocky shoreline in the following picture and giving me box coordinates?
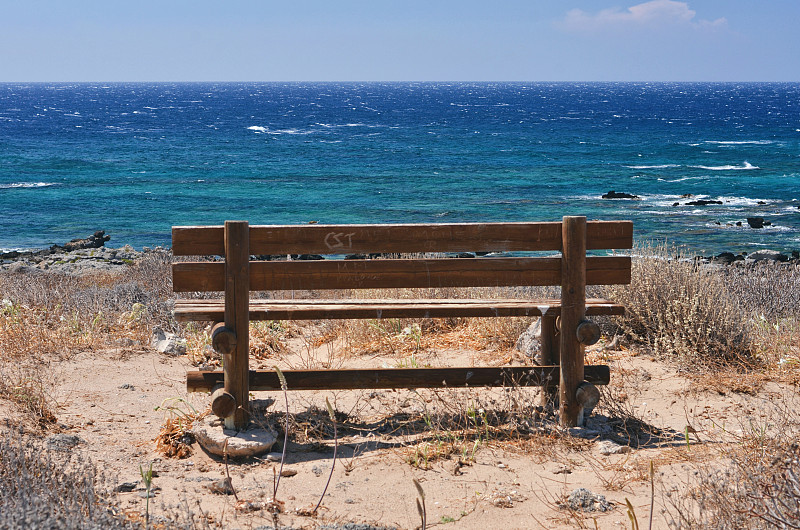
[1,231,798,276]
[0,231,166,275]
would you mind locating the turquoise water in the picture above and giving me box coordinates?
[1,82,799,254]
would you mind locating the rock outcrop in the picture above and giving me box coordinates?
[601,190,639,199]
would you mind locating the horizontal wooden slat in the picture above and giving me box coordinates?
[186,365,611,392]
[172,256,630,292]
[172,221,633,256]
[174,297,625,321]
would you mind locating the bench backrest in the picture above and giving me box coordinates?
[172,220,633,293]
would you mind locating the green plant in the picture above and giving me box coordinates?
[140,461,154,527]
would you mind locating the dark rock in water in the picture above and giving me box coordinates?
[53,230,110,252]
[758,201,767,205]
[685,199,723,206]
[672,202,680,207]
[712,252,737,264]
[747,250,788,262]
[746,217,769,229]
[601,190,639,199]
[736,221,743,226]
[680,193,694,198]
[345,254,368,260]
[294,254,324,261]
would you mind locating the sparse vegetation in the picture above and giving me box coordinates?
[1,247,799,528]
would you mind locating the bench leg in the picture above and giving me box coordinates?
[539,315,559,409]
[559,216,586,427]
[224,220,251,430]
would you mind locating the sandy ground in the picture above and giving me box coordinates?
[29,340,794,530]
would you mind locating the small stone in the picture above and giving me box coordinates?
[598,440,632,455]
[115,482,138,493]
[190,415,277,458]
[46,434,84,451]
[551,464,572,475]
[138,490,157,499]
[280,468,298,477]
[119,383,135,390]
[312,465,324,476]
[566,488,611,512]
[207,479,235,495]
[265,452,283,462]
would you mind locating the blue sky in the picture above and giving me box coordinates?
[1,0,798,82]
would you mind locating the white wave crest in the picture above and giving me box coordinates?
[625,164,681,169]
[705,140,774,145]
[248,126,314,135]
[656,176,709,183]
[691,161,759,171]
[0,182,54,189]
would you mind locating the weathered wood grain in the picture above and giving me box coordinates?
[172,256,631,292]
[186,365,612,392]
[172,220,633,256]
[173,297,626,322]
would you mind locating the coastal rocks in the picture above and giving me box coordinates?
[601,190,639,199]
[746,217,771,229]
[746,250,789,263]
[0,233,164,275]
[685,199,723,206]
[53,230,111,252]
[711,252,744,265]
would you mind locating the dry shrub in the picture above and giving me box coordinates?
[666,441,800,529]
[601,245,754,370]
[0,363,58,428]
[0,251,176,359]
[0,429,131,529]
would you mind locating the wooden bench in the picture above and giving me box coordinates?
[172,216,632,429]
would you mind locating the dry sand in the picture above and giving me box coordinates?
[29,337,794,530]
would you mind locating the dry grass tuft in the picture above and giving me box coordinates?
[601,244,754,370]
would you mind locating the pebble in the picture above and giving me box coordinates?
[115,482,138,493]
[207,478,235,495]
[597,440,632,455]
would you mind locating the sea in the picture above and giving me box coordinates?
[1,82,799,255]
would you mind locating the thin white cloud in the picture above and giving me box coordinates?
[559,0,727,31]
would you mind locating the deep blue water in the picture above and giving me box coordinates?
[1,82,799,254]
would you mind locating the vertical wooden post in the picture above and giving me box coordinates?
[538,315,559,408]
[224,221,250,430]
[559,216,586,427]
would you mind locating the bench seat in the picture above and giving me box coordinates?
[174,297,625,322]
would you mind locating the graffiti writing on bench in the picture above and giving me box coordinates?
[324,232,356,250]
